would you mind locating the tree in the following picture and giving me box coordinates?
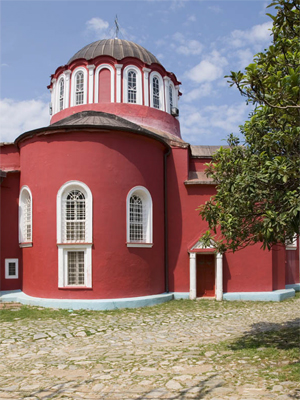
[198,0,300,253]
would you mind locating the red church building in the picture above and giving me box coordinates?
[0,39,299,309]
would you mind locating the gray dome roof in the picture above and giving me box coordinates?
[68,39,161,65]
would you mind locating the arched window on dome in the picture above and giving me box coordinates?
[126,186,153,248]
[150,72,164,111]
[57,181,93,288]
[128,70,137,103]
[153,77,160,109]
[123,66,142,105]
[75,72,84,105]
[169,83,174,113]
[71,68,87,107]
[59,78,65,111]
[19,186,32,246]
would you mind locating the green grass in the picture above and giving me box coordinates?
[0,292,299,322]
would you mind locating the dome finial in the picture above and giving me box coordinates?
[114,15,119,39]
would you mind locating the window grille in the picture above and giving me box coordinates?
[75,72,84,105]
[153,77,160,109]
[130,195,146,242]
[8,262,16,276]
[59,79,64,111]
[19,187,32,243]
[169,85,173,113]
[24,195,32,241]
[128,70,137,103]
[67,251,85,285]
[5,259,18,279]
[63,190,86,242]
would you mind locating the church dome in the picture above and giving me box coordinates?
[68,39,161,65]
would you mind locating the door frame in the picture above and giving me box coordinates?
[189,247,223,301]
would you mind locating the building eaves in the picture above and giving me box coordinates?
[14,111,171,151]
[190,145,229,158]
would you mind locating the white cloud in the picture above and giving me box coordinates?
[0,98,50,143]
[169,0,187,11]
[180,102,249,144]
[177,40,203,56]
[188,15,196,22]
[186,51,228,84]
[208,5,222,13]
[172,32,203,56]
[236,48,255,69]
[1,63,9,68]
[183,83,213,102]
[85,17,110,38]
[229,21,272,48]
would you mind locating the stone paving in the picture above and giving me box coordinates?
[0,298,299,400]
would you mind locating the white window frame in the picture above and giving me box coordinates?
[70,67,88,107]
[150,71,164,111]
[19,186,33,246]
[57,75,65,112]
[286,234,298,250]
[95,64,115,103]
[5,259,19,279]
[169,81,175,114]
[126,186,153,248]
[123,65,142,105]
[57,181,93,288]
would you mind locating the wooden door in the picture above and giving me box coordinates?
[196,254,215,297]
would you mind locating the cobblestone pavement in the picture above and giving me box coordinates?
[0,298,299,400]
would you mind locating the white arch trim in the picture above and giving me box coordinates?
[70,67,88,107]
[56,75,66,113]
[150,71,165,111]
[94,64,115,103]
[123,65,143,105]
[126,186,153,247]
[19,185,33,246]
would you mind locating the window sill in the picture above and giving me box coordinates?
[58,286,93,290]
[19,242,33,248]
[57,243,93,247]
[126,243,153,248]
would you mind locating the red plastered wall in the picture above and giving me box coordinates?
[285,240,299,285]
[0,144,20,171]
[168,147,278,294]
[0,172,22,290]
[19,130,166,299]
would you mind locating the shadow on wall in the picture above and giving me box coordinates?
[167,151,183,291]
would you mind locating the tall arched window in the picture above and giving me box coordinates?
[59,79,64,111]
[19,186,32,245]
[75,72,84,105]
[126,186,153,247]
[128,70,137,103]
[169,84,173,113]
[123,65,142,105]
[57,181,93,288]
[64,189,86,242]
[150,72,164,111]
[153,77,160,109]
[130,195,143,241]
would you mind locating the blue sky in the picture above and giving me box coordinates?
[0,0,273,145]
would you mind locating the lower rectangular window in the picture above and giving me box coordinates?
[58,244,92,288]
[5,259,19,279]
[68,251,85,285]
